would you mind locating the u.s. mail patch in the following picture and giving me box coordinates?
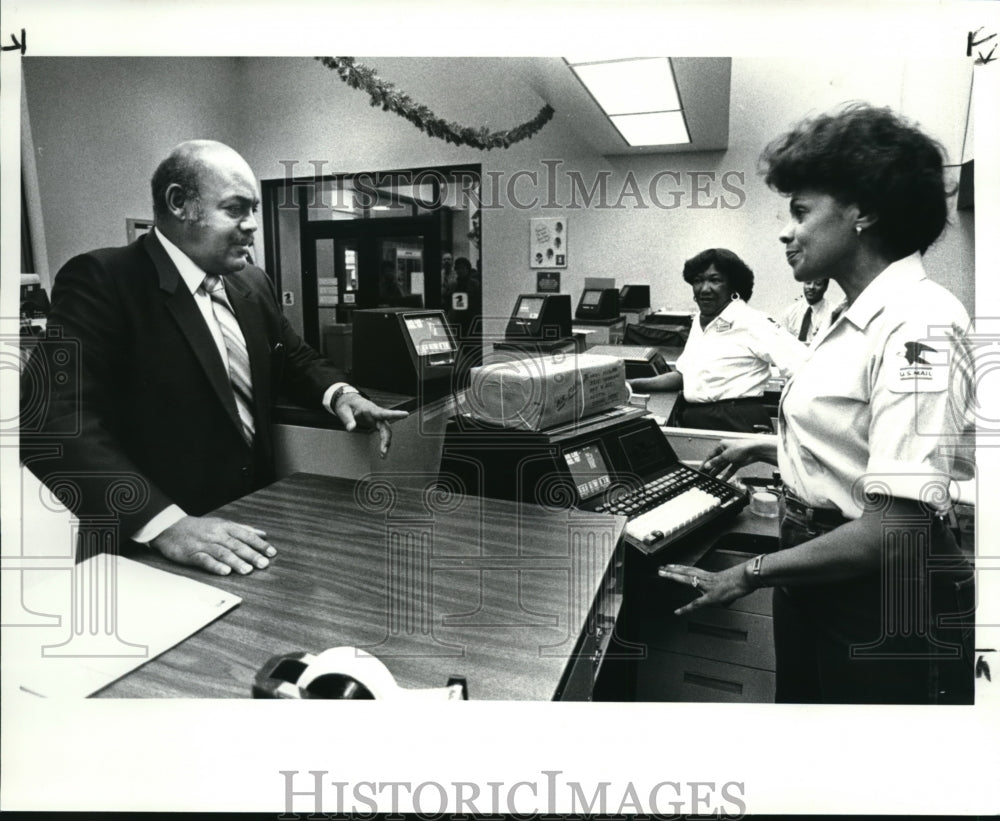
[887,338,949,392]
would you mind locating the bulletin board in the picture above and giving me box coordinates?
[529,217,567,268]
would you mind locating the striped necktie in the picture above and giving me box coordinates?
[201,274,255,447]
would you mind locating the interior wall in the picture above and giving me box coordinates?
[23,56,974,328]
[22,57,243,274]
[234,55,975,325]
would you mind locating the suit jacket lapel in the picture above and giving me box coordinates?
[144,232,246,439]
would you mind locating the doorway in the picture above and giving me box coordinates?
[302,215,441,347]
[261,164,482,361]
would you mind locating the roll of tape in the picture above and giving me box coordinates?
[295,647,465,700]
[750,490,779,518]
[296,647,398,698]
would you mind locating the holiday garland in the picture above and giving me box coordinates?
[316,56,555,151]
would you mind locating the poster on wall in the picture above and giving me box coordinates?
[529,217,567,268]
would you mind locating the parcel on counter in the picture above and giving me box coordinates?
[467,353,628,431]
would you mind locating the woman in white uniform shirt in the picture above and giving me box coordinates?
[629,248,807,433]
[659,103,975,704]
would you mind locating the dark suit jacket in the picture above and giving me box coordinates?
[21,231,344,538]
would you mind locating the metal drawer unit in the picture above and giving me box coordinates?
[637,543,778,702]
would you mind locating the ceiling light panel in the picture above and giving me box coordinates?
[610,111,690,146]
[570,58,681,115]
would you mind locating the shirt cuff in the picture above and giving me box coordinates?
[323,382,359,415]
[132,505,187,545]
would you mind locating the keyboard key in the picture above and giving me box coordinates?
[625,487,722,546]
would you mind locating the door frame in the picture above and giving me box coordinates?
[300,215,442,348]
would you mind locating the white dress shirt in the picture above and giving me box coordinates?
[780,295,840,346]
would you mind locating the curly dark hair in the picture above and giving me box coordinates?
[759,102,949,258]
[682,248,754,301]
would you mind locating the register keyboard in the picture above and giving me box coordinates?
[591,465,746,554]
[558,416,749,555]
[439,412,749,555]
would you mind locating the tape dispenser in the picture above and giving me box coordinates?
[253,646,468,700]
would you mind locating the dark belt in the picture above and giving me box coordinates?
[780,486,849,528]
[690,395,766,407]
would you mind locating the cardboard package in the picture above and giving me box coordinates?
[466,353,628,431]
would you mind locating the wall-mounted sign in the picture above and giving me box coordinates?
[536,270,561,293]
[529,217,567,268]
[317,277,339,307]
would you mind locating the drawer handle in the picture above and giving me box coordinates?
[683,671,744,695]
[687,621,748,643]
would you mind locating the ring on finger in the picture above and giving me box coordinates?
[691,575,700,589]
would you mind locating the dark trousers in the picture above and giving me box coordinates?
[773,505,975,704]
[673,395,773,433]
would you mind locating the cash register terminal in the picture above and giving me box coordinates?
[587,345,671,380]
[352,307,458,396]
[618,284,650,311]
[494,294,574,354]
[575,288,620,321]
[439,409,748,555]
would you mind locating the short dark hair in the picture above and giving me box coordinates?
[454,256,472,274]
[759,102,949,258]
[150,151,202,221]
[682,248,754,301]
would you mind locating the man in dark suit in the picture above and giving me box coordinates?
[22,140,407,576]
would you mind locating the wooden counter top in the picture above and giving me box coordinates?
[100,473,625,700]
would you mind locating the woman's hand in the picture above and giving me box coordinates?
[700,437,777,480]
[658,562,755,616]
[628,371,683,394]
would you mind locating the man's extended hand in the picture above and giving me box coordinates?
[150,515,276,576]
[333,391,409,458]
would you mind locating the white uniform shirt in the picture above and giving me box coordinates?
[778,253,975,519]
[780,295,840,345]
[675,298,808,402]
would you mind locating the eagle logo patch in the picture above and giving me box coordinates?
[889,339,948,392]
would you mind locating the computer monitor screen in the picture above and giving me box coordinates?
[581,289,602,306]
[619,425,672,476]
[404,314,455,356]
[619,284,651,310]
[564,443,612,500]
[516,296,545,319]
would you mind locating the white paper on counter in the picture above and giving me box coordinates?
[5,554,241,698]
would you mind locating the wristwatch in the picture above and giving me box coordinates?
[329,384,360,410]
[745,553,766,589]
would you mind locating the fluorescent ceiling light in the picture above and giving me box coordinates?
[562,51,638,66]
[566,56,690,146]
[611,111,690,147]
[571,58,680,114]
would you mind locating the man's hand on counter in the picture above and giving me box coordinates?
[151,515,276,575]
[333,391,410,458]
